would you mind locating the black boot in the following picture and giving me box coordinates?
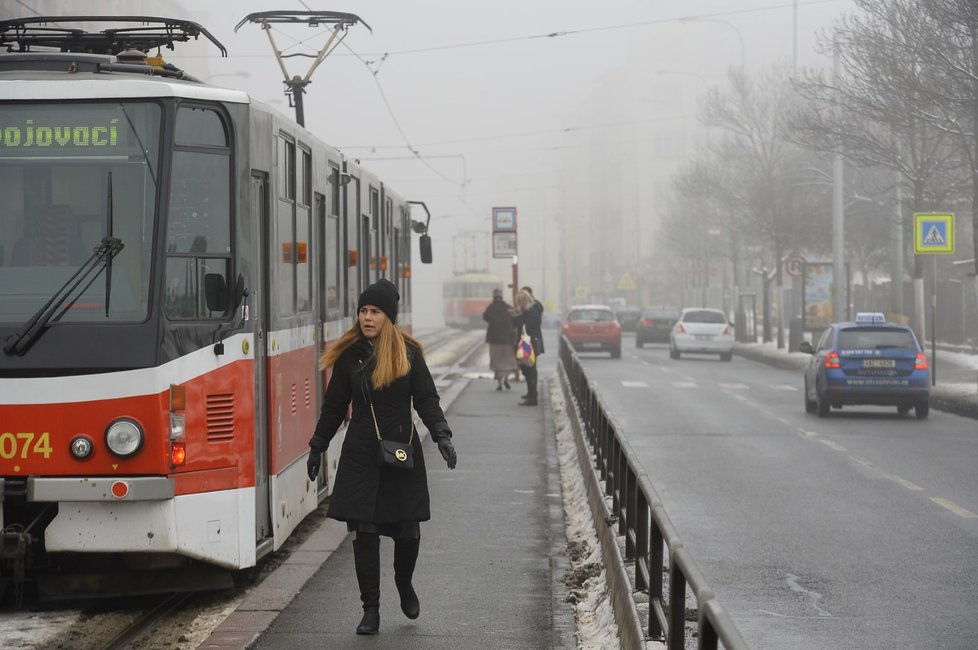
[393,537,420,619]
[352,534,381,634]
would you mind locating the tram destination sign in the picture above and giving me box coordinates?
[0,105,151,154]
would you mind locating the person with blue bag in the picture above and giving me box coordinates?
[306,279,458,636]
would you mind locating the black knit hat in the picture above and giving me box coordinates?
[357,279,400,323]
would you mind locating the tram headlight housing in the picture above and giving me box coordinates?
[70,435,94,460]
[105,418,144,457]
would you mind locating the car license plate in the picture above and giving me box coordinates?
[863,359,896,368]
[694,334,713,340]
[582,342,602,348]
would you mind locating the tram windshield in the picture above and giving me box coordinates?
[0,101,161,324]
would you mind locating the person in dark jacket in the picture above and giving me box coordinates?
[306,279,458,636]
[483,288,515,390]
[513,288,544,405]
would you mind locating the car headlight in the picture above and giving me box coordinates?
[105,418,144,457]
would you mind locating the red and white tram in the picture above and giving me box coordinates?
[0,17,431,599]
[442,273,504,328]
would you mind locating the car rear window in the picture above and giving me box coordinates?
[838,328,917,350]
[682,310,726,324]
[646,309,679,319]
[568,309,616,322]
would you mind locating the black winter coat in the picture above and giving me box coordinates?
[308,340,452,524]
[514,300,545,355]
[483,297,515,345]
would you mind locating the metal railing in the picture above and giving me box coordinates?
[558,336,749,650]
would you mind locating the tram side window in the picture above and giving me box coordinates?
[164,108,231,320]
[325,212,340,318]
[369,187,380,282]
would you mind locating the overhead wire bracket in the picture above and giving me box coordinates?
[234,11,370,126]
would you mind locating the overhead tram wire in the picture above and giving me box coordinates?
[337,112,692,151]
[183,0,843,61]
[264,6,469,191]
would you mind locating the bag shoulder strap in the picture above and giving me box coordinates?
[362,360,414,444]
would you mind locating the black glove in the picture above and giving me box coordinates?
[307,452,322,482]
[437,437,457,470]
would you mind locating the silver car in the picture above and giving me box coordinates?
[669,308,734,361]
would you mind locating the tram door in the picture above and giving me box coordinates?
[251,172,272,541]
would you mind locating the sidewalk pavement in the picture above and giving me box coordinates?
[199,347,575,649]
[734,341,978,419]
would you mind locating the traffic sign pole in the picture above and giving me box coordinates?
[913,212,954,386]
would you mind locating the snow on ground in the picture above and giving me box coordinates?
[549,374,621,649]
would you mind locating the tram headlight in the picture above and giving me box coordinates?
[104,418,144,457]
[69,435,94,460]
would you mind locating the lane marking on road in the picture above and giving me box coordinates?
[776,417,793,426]
[930,497,978,518]
[673,381,698,388]
[719,383,750,390]
[818,438,847,452]
[799,430,819,438]
[621,381,648,388]
[849,455,876,470]
[884,474,923,491]
[773,384,799,391]
[732,394,748,401]
[786,574,831,617]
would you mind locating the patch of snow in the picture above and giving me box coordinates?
[549,374,621,649]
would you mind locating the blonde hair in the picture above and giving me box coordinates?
[320,319,424,390]
[515,289,534,312]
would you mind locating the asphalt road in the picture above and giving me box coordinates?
[578,333,978,650]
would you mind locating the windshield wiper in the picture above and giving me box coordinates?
[3,236,124,356]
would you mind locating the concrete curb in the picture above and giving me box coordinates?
[558,364,647,649]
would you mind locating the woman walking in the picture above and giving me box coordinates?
[306,279,458,635]
[483,288,515,390]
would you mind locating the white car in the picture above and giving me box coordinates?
[669,308,734,361]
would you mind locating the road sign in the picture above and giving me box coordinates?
[492,231,517,258]
[784,254,806,278]
[617,271,636,290]
[913,213,954,254]
[575,285,590,301]
[492,207,517,232]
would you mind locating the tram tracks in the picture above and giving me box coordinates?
[100,592,196,650]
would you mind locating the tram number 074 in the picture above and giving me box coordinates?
[0,432,53,460]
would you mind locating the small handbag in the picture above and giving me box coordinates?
[369,400,414,470]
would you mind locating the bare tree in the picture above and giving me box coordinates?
[790,0,965,335]
[701,64,816,346]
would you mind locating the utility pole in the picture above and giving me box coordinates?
[832,32,847,323]
[235,11,370,127]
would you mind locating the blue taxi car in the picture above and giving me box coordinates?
[799,313,930,418]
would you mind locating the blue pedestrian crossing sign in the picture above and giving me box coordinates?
[913,213,954,254]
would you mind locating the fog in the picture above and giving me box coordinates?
[9,0,857,329]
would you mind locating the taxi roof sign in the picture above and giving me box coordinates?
[854,312,886,324]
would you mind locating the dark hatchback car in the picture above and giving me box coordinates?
[635,307,680,347]
[800,313,930,418]
[613,305,643,332]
